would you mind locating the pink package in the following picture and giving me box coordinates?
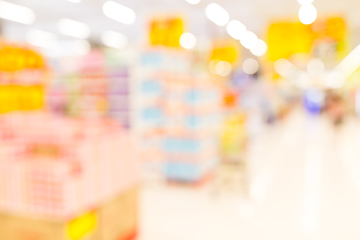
[0,112,139,220]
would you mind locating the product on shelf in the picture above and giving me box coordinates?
[0,186,138,240]
[0,114,139,240]
[137,49,223,183]
[47,49,133,128]
[0,44,50,113]
[162,78,222,182]
[0,45,140,240]
[0,112,139,219]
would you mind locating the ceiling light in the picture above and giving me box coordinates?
[26,29,57,49]
[299,4,317,25]
[324,44,360,88]
[48,40,90,57]
[0,1,35,25]
[205,3,229,26]
[180,32,197,49]
[250,40,267,57]
[274,59,300,81]
[226,20,247,40]
[325,71,346,89]
[57,18,91,39]
[101,30,128,49]
[103,1,136,25]
[307,58,325,75]
[240,31,258,49]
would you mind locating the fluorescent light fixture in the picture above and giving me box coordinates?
[325,44,360,89]
[226,20,247,40]
[185,0,201,4]
[205,3,229,26]
[101,30,128,49]
[250,39,267,57]
[299,4,317,25]
[57,18,91,39]
[0,1,35,24]
[307,58,324,76]
[103,1,136,25]
[26,29,57,49]
[45,39,90,57]
[180,32,197,49]
[240,31,258,49]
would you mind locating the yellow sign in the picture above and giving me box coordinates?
[0,43,48,113]
[210,40,240,65]
[268,22,315,61]
[0,85,44,113]
[313,16,348,57]
[267,16,347,61]
[67,211,97,240]
[149,17,184,47]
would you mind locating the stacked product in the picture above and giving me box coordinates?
[163,76,222,183]
[137,49,222,183]
[135,49,167,175]
[0,45,48,113]
[48,49,133,128]
[0,112,139,240]
[0,45,139,240]
[220,85,248,161]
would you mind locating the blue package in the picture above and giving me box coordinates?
[164,158,218,182]
[141,53,163,68]
[141,80,162,95]
[142,107,162,121]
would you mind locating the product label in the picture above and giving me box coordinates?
[67,212,97,240]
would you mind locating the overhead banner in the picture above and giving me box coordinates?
[0,44,48,113]
[149,17,184,47]
[267,16,347,61]
[210,39,240,65]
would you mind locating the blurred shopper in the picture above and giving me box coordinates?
[325,93,345,125]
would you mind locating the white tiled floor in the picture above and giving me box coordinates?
[138,109,360,240]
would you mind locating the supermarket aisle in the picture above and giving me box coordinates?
[139,109,360,240]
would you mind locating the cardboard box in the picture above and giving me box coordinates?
[0,186,138,240]
[1,211,96,240]
[94,186,138,240]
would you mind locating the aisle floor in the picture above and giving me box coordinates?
[138,109,360,240]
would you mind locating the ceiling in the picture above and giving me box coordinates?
[3,0,360,49]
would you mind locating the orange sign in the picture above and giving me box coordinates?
[0,45,45,72]
[223,89,238,108]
